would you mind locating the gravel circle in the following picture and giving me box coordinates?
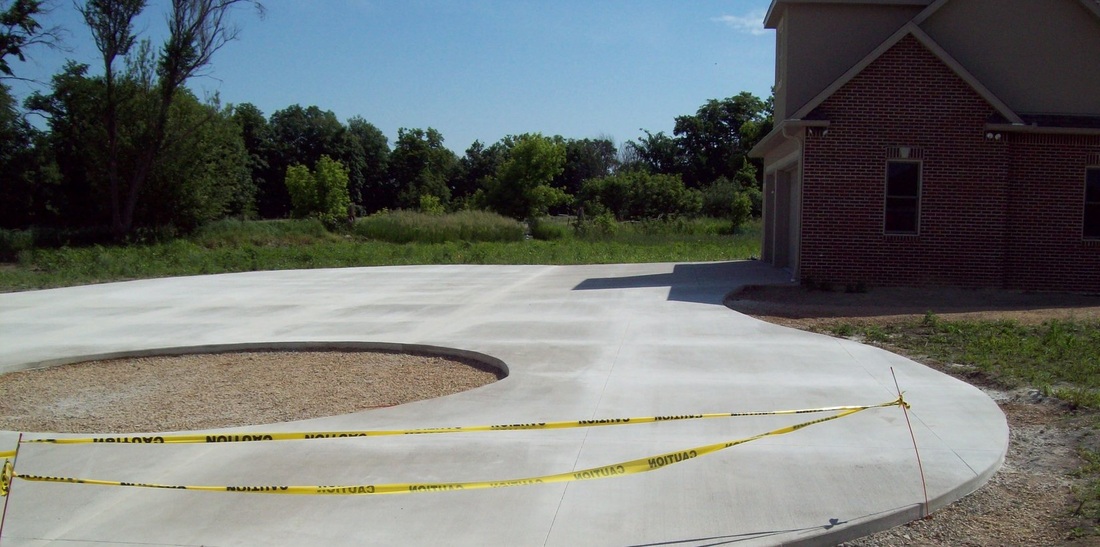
[0,351,503,434]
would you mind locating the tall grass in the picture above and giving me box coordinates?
[354,210,525,243]
[0,216,761,291]
[191,218,339,248]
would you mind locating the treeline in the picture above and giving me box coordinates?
[0,1,772,239]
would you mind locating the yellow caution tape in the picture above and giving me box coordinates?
[13,405,882,495]
[1,459,11,497]
[21,398,905,446]
[0,450,14,459]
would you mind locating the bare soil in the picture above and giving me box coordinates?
[726,285,1100,546]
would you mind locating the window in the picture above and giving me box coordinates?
[885,161,921,234]
[1087,168,1100,239]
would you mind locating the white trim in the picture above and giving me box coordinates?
[789,23,1022,124]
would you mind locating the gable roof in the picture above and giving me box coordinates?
[752,0,1100,158]
[913,0,1100,23]
[787,22,1022,124]
[764,0,933,29]
[764,0,1100,29]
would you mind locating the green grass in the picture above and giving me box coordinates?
[827,314,1100,408]
[0,217,761,291]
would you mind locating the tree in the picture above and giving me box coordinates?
[264,104,345,217]
[0,82,58,228]
[451,139,505,206]
[232,101,272,214]
[79,0,262,237]
[25,61,111,228]
[389,127,456,208]
[555,137,618,196]
[624,130,680,176]
[1,0,62,78]
[483,133,568,221]
[284,155,350,225]
[673,92,768,187]
[27,58,252,233]
[579,171,700,221]
[137,90,253,230]
[340,115,390,213]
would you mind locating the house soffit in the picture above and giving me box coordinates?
[787,22,1023,124]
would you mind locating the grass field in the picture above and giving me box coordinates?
[0,214,761,292]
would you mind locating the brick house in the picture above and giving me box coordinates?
[748,0,1100,292]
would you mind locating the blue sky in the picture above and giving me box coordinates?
[8,0,776,153]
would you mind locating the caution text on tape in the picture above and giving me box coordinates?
[9,404,894,496]
[20,399,904,446]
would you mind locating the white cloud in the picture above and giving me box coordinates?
[711,12,770,36]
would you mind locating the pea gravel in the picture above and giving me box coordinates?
[0,351,502,434]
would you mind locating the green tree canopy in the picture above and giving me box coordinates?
[555,137,618,197]
[483,133,568,220]
[673,92,770,187]
[27,59,252,233]
[389,127,457,208]
[284,155,350,226]
[340,115,390,213]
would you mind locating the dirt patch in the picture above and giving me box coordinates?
[727,285,1100,545]
[0,351,502,433]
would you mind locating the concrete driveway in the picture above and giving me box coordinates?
[0,261,1007,546]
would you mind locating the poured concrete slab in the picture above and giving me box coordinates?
[0,261,1007,546]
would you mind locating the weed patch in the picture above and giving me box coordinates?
[354,210,525,243]
[828,315,1100,408]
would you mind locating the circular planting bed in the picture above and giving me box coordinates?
[0,348,504,433]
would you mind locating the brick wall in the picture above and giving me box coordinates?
[1006,134,1100,293]
[797,33,1100,292]
[801,34,1009,288]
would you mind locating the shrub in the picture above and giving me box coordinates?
[353,210,525,243]
[284,156,352,226]
[418,194,445,215]
[529,217,571,241]
[701,177,753,232]
[573,211,617,239]
[579,171,700,221]
[0,229,34,262]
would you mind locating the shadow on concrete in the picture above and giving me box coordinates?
[572,261,793,306]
